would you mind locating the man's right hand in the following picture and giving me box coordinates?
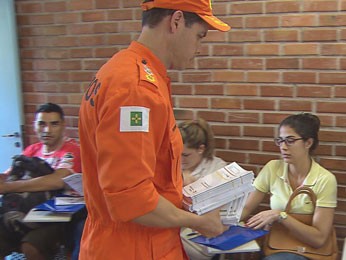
[193,208,227,238]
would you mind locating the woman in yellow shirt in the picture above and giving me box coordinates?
[241,113,337,260]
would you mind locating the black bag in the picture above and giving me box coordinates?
[1,155,58,237]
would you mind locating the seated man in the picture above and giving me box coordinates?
[0,103,82,260]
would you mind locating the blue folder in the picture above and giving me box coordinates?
[34,198,85,213]
[190,225,268,251]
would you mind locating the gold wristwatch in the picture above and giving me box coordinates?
[279,211,288,222]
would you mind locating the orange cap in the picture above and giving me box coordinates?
[141,0,230,32]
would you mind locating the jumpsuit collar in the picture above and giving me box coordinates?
[128,41,168,80]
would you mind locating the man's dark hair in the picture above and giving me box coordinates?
[142,1,204,28]
[35,103,64,120]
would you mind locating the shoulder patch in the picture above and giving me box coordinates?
[138,59,159,87]
[120,106,150,132]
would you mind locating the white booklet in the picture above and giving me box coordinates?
[55,196,85,206]
[182,162,254,220]
[183,162,253,198]
[63,173,83,196]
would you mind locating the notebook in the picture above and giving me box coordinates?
[190,225,268,251]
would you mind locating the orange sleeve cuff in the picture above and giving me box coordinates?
[104,179,160,222]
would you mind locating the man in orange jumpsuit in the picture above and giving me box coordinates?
[78,0,230,259]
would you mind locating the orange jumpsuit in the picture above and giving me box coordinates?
[79,41,186,259]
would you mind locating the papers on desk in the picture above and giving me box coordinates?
[189,225,268,251]
[63,173,83,196]
[23,197,85,223]
[35,198,85,213]
[55,196,85,206]
[183,162,254,225]
[182,227,260,254]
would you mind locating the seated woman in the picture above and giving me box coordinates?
[241,113,337,260]
[179,118,227,186]
[179,118,227,260]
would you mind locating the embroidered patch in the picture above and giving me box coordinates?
[143,64,156,83]
[120,106,150,132]
[146,74,155,82]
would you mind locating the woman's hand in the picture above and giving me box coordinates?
[246,209,281,229]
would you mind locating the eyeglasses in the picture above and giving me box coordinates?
[274,137,304,146]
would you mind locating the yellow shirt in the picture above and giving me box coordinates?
[254,159,337,214]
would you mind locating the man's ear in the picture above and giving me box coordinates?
[170,10,184,33]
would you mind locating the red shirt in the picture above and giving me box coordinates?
[23,138,81,173]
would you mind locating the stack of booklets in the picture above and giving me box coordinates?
[183,162,254,225]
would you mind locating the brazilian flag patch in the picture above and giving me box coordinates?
[130,111,143,126]
[120,106,150,132]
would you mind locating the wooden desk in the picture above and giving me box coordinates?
[23,197,85,223]
[206,239,260,260]
[23,208,73,222]
[1,195,73,222]
[208,239,260,254]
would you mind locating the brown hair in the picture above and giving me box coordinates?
[142,1,204,28]
[178,118,215,160]
[279,112,320,154]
